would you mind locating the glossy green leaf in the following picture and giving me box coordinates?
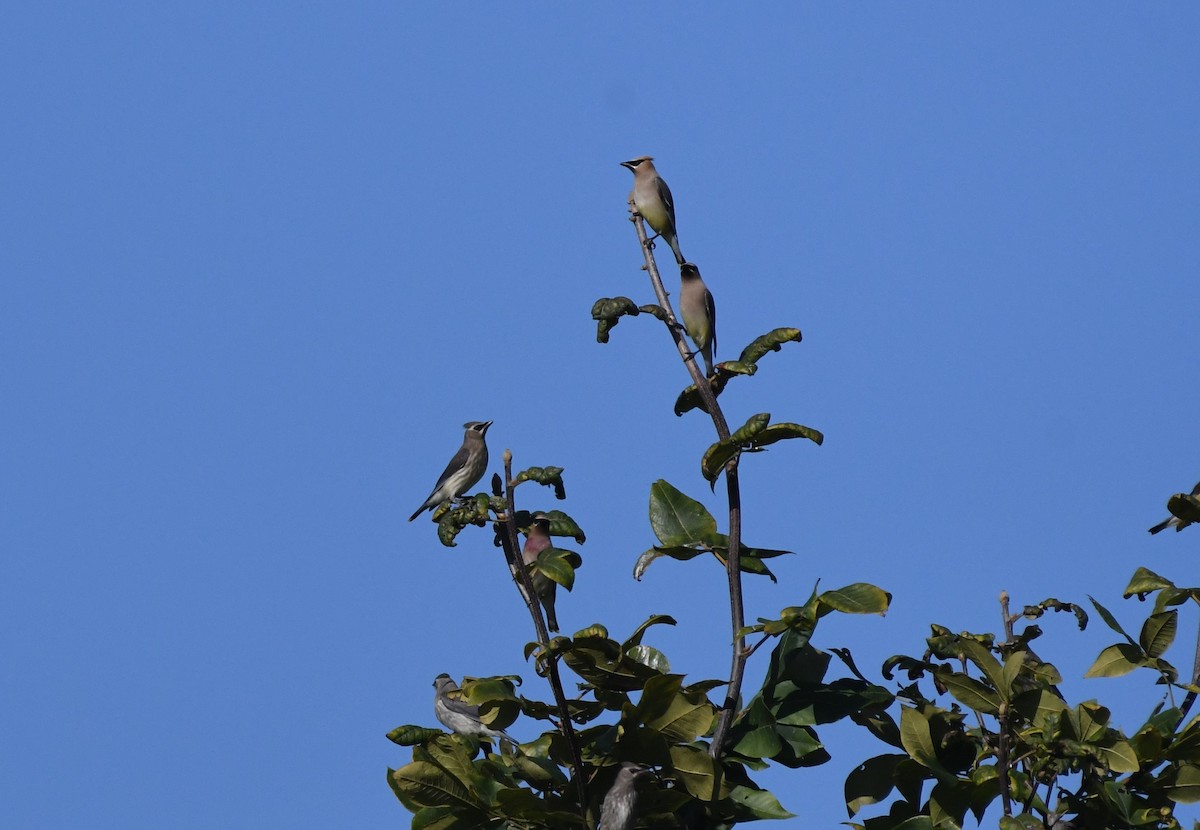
[645,692,717,743]
[731,724,783,759]
[1169,763,1200,803]
[1084,643,1143,678]
[669,744,729,801]
[648,480,717,546]
[1124,566,1175,597]
[512,466,566,500]
[737,327,803,364]
[1139,610,1177,658]
[899,706,956,784]
[389,761,483,810]
[725,784,795,820]
[627,644,671,673]
[1097,739,1140,773]
[938,671,1001,715]
[387,725,442,746]
[532,546,582,591]
[819,583,891,616]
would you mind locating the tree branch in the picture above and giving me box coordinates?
[626,206,746,762]
[496,450,590,818]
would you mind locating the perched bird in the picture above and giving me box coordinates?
[599,762,654,830]
[1148,481,1200,534]
[408,421,492,522]
[518,513,559,632]
[621,156,685,265]
[679,262,717,376]
[432,673,512,744]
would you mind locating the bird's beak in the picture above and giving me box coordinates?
[620,160,635,170]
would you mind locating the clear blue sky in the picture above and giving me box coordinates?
[3,4,1199,828]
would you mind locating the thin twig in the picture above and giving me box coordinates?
[627,206,746,762]
[498,451,590,818]
[997,590,1014,818]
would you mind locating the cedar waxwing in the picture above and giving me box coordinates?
[1148,481,1200,534]
[621,156,685,265]
[679,262,717,376]
[599,762,654,830]
[408,421,492,522]
[518,513,558,632]
[432,673,512,743]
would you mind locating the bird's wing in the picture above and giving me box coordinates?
[439,690,482,719]
[430,444,472,493]
[655,176,677,224]
[705,288,717,354]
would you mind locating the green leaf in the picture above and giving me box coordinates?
[1139,610,1178,659]
[410,805,488,830]
[1170,763,1200,803]
[669,744,729,801]
[627,644,671,673]
[956,639,1006,699]
[1098,739,1140,773]
[648,480,717,546]
[673,372,735,417]
[899,706,956,784]
[737,327,803,364]
[731,724,783,759]
[1125,566,1175,597]
[512,466,567,500]
[644,690,716,743]
[591,296,642,343]
[533,546,582,591]
[1089,596,1137,646]
[389,761,483,810]
[999,817,1042,830]
[819,583,891,616]
[754,423,824,448]
[1084,643,1143,678]
[623,615,678,649]
[726,784,795,820]
[386,725,443,746]
[700,413,771,483]
[938,671,1002,715]
[844,754,903,815]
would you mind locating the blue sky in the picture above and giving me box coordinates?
[3,4,1199,828]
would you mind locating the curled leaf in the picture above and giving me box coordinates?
[512,466,567,500]
[591,296,642,343]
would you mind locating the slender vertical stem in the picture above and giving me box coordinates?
[498,451,590,817]
[627,208,745,761]
[997,591,1014,818]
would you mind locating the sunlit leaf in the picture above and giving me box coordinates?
[819,583,891,616]
[737,327,803,364]
[387,725,442,746]
[899,706,956,784]
[1124,566,1175,597]
[648,480,718,546]
[1084,643,1143,678]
